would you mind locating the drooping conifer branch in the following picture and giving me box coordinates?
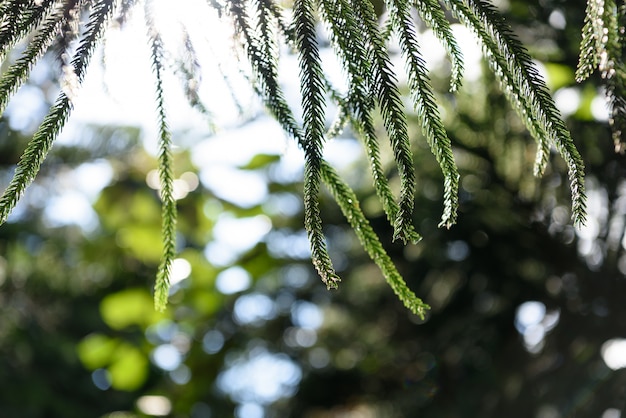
[0,3,65,115]
[0,0,594,316]
[445,0,586,224]
[320,160,430,319]
[229,0,340,288]
[294,0,340,288]
[350,0,417,243]
[387,0,459,228]
[577,0,626,152]
[320,0,422,244]
[576,0,604,83]
[145,0,178,311]
[0,0,115,225]
[412,0,464,92]
[0,0,55,63]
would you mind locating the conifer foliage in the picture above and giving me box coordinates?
[0,0,596,316]
[577,0,626,153]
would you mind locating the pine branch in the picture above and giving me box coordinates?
[294,0,340,288]
[114,0,140,26]
[320,160,430,319]
[576,0,626,151]
[145,0,177,312]
[175,28,212,117]
[230,0,339,287]
[388,0,459,228]
[576,0,602,83]
[0,0,55,63]
[0,3,65,116]
[0,0,115,225]
[258,0,293,45]
[609,3,626,151]
[446,0,586,225]
[57,0,82,66]
[229,0,300,139]
[412,0,464,92]
[320,0,421,243]
[445,0,550,176]
[350,0,417,243]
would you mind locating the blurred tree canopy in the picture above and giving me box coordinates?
[1,0,626,417]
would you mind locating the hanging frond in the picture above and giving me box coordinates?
[609,3,626,152]
[114,0,140,27]
[0,0,115,225]
[412,0,464,92]
[0,3,65,116]
[145,0,177,311]
[387,0,459,228]
[320,0,421,244]
[0,0,55,62]
[229,0,300,138]
[294,0,340,288]
[0,0,593,317]
[320,160,430,319]
[576,0,603,83]
[445,0,586,225]
[350,0,417,243]
[56,0,82,65]
[175,28,212,117]
[576,0,626,152]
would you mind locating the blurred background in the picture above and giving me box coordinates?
[1,0,626,417]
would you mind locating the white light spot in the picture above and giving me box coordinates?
[136,396,172,417]
[74,160,114,199]
[308,347,330,368]
[43,191,99,231]
[452,24,483,82]
[515,301,546,333]
[323,139,363,168]
[202,330,225,354]
[447,240,470,261]
[146,169,160,190]
[205,214,271,266]
[554,88,581,116]
[601,339,626,370]
[267,229,311,259]
[236,403,264,418]
[200,166,268,207]
[591,95,610,121]
[291,301,323,329]
[180,171,199,191]
[548,10,566,30]
[170,258,192,285]
[213,215,272,252]
[234,293,277,325]
[5,85,47,133]
[215,266,251,294]
[602,408,621,418]
[170,364,192,385]
[152,344,182,371]
[204,242,239,267]
[217,347,302,404]
[284,327,318,348]
[191,119,288,167]
[514,301,560,353]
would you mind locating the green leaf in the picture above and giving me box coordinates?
[100,288,165,329]
[239,153,281,170]
[108,343,149,391]
[76,333,117,370]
